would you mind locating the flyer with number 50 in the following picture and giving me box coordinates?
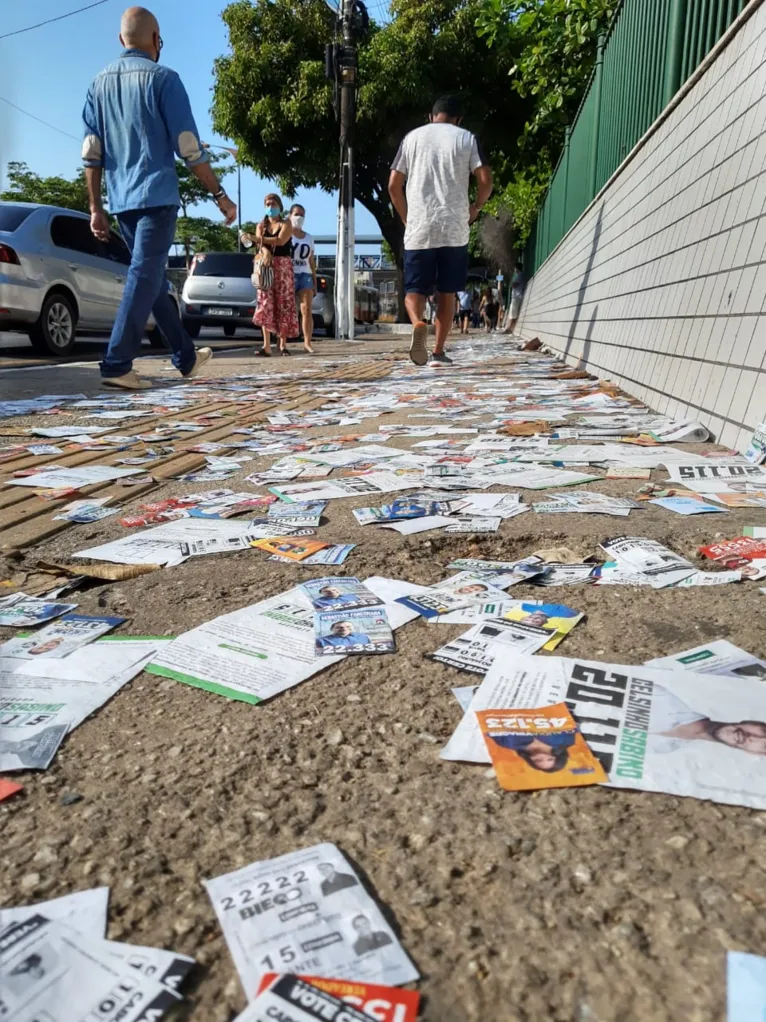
[204,842,419,1000]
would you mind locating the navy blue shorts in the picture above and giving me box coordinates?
[404,245,469,295]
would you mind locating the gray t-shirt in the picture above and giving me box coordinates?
[391,123,485,251]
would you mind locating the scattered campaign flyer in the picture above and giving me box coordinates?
[0,719,68,771]
[434,572,513,605]
[648,496,726,515]
[299,577,383,611]
[665,462,766,492]
[728,950,766,1022]
[441,652,766,809]
[146,578,427,704]
[0,887,110,940]
[252,537,328,561]
[499,601,584,651]
[599,536,697,588]
[0,594,78,628]
[6,464,145,489]
[430,617,550,674]
[255,975,420,1022]
[315,607,395,656]
[444,516,501,533]
[268,500,328,527]
[447,557,546,586]
[699,536,766,567]
[0,779,23,802]
[395,588,473,619]
[646,640,766,681]
[744,422,766,465]
[0,915,181,1022]
[237,975,375,1022]
[0,614,125,660]
[204,842,418,999]
[477,703,608,790]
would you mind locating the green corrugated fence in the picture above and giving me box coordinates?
[526,0,751,274]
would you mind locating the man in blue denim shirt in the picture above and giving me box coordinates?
[82,6,237,389]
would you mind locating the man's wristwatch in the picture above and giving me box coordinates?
[212,188,228,204]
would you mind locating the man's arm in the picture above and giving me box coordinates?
[469,166,493,224]
[159,72,237,226]
[388,170,407,226]
[82,88,110,241]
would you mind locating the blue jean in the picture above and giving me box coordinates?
[100,205,197,378]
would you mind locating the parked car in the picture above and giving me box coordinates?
[0,201,180,356]
[310,274,379,336]
[181,252,257,337]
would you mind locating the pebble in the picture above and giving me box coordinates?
[326,728,343,746]
[20,872,41,892]
[665,835,689,850]
[33,846,58,866]
[60,792,83,806]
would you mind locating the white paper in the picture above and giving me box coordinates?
[204,842,418,1000]
[6,465,144,489]
[379,515,454,535]
[665,463,766,492]
[599,536,696,588]
[646,640,766,680]
[430,617,549,674]
[0,888,109,940]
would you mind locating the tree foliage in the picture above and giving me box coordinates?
[0,161,90,213]
[212,0,529,266]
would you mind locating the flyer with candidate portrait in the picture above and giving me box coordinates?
[500,601,583,651]
[314,607,395,656]
[253,975,421,1022]
[300,577,383,611]
[477,703,607,791]
[0,615,125,660]
[0,594,78,628]
[252,538,329,561]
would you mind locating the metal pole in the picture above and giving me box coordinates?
[237,162,242,251]
[663,0,686,106]
[335,0,357,340]
[589,34,605,200]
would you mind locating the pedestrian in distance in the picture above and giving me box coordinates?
[289,203,317,354]
[388,95,493,367]
[246,194,300,357]
[506,260,525,334]
[457,288,472,333]
[480,286,499,332]
[82,6,236,390]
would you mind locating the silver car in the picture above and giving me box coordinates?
[181,251,257,337]
[0,201,179,357]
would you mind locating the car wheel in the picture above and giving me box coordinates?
[147,327,166,348]
[29,292,77,356]
[223,323,237,338]
[183,319,201,339]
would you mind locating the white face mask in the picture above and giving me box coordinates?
[290,215,305,228]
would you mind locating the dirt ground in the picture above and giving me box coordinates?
[2,335,765,1021]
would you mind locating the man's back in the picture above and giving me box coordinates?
[83,50,204,215]
[392,122,484,251]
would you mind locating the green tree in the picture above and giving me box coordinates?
[175,153,236,264]
[0,161,91,212]
[212,0,530,273]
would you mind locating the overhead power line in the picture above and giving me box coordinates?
[0,96,81,142]
[0,0,112,42]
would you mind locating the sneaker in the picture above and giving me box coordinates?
[429,351,453,365]
[183,347,213,379]
[101,371,152,391]
[409,321,428,366]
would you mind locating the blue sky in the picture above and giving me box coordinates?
[0,0,380,247]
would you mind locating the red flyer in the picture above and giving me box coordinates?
[0,779,23,802]
[257,974,420,1021]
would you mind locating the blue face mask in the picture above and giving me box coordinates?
[265,206,280,218]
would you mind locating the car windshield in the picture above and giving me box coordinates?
[191,253,253,278]
[0,205,34,233]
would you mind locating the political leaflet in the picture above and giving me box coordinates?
[728,951,766,1021]
[269,472,421,502]
[648,496,726,515]
[255,975,420,1022]
[430,617,550,674]
[665,463,766,492]
[444,516,501,533]
[0,914,184,1022]
[146,578,428,704]
[204,842,418,1000]
[0,614,125,660]
[0,778,23,801]
[477,703,608,790]
[441,652,766,809]
[270,544,356,566]
[268,501,327,527]
[744,423,766,465]
[599,537,697,588]
[395,588,473,619]
[236,975,377,1022]
[252,538,329,561]
[530,564,595,586]
[699,537,766,566]
[299,578,383,611]
[499,601,584,650]
[0,594,78,628]
[433,572,512,605]
[315,607,395,656]
[0,887,110,939]
[447,558,546,587]
[6,464,145,489]
[646,640,766,681]
[606,467,652,480]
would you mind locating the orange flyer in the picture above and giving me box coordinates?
[251,538,328,561]
[257,974,420,1021]
[0,779,23,802]
[477,703,607,791]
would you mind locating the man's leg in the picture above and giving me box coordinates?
[433,292,456,354]
[403,249,436,366]
[100,206,185,378]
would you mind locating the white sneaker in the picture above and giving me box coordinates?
[101,371,152,391]
[183,347,213,379]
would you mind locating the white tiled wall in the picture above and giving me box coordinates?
[519,3,766,450]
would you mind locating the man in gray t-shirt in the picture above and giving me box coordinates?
[389,96,493,367]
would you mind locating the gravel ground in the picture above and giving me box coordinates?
[2,336,765,1022]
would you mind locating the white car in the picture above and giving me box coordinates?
[0,201,180,357]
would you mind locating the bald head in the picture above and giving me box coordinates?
[120,7,161,58]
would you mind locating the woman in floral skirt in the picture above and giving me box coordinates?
[249,193,299,356]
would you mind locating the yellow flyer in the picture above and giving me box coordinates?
[500,601,583,651]
[477,703,607,791]
[251,537,328,561]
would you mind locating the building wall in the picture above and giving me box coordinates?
[519,1,766,451]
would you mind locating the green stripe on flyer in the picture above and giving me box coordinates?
[145,663,262,705]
